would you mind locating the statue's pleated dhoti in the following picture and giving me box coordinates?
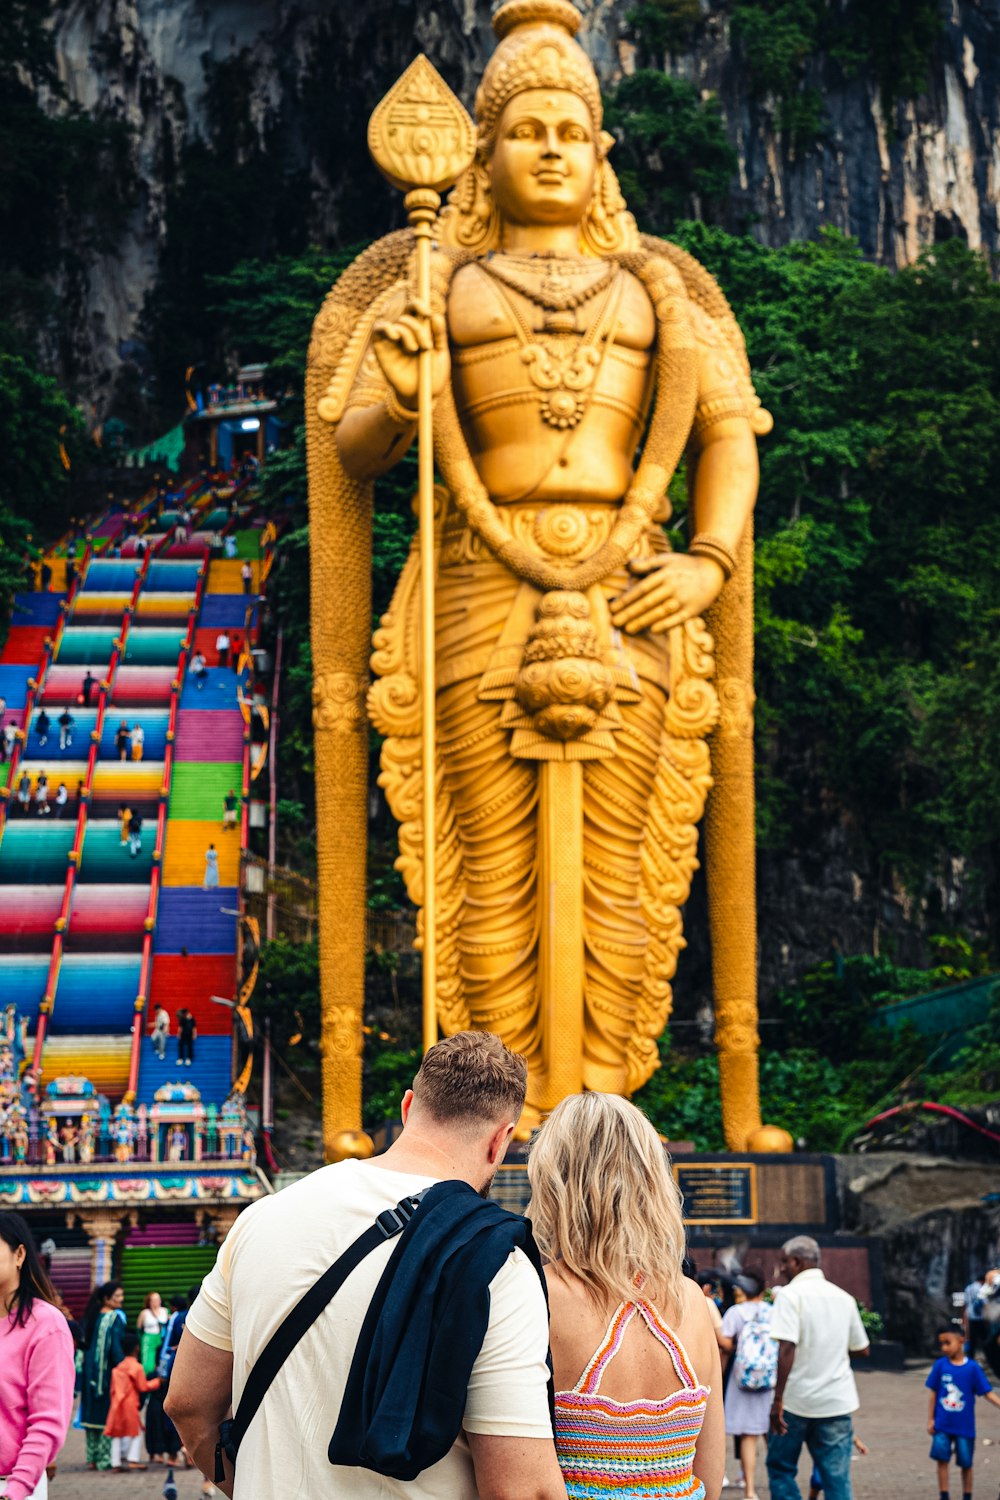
[371,497,717,1117]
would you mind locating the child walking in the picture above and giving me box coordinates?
[927,1322,1000,1500]
[104,1329,161,1471]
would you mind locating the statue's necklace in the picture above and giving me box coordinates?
[484,255,615,333]
[476,264,623,431]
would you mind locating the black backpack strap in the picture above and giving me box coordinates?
[215,1192,424,1483]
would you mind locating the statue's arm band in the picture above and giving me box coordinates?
[689,533,738,579]
[342,379,388,414]
[692,394,752,437]
[383,385,419,427]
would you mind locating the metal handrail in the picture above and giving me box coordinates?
[124,546,209,1101]
[32,543,148,1080]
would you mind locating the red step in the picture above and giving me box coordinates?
[1,627,50,665]
[192,627,248,666]
[149,954,236,1033]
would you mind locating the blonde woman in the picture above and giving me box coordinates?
[528,1093,724,1500]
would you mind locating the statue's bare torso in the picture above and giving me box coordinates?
[449,256,655,504]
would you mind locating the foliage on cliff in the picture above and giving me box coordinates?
[0,0,122,572]
[1,1,133,354]
[730,0,943,130]
[626,0,945,143]
[605,72,737,230]
[637,946,1000,1150]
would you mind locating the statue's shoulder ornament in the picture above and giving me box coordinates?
[638,234,773,438]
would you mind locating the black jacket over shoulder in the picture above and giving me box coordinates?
[328,1177,553,1480]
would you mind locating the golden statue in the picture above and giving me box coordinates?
[307,0,786,1152]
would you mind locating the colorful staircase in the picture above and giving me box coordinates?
[0,477,267,1116]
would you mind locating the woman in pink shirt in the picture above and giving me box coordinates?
[0,1212,75,1500]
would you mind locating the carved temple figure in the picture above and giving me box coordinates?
[78,1115,95,1165]
[308,0,786,1149]
[59,1122,79,1165]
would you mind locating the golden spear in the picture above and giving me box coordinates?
[367,59,475,1053]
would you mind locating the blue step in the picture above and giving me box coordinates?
[179,669,240,708]
[12,594,65,627]
[0,666,36,708]
[198,596,250,628]
[82,561,143,593]
[23,709,94,759]
[136,1034,231,1107]
[49,955,141,1034]
[98,711,170,761]
[0,956,48,1019]
[155,888,238,954]
[146,562,202,593]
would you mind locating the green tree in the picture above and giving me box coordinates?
[605,72,737,232]
[625,0,703,64]
[668,224,1000,931]
[257,936,321,1052]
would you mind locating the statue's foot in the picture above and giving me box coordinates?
[746,1123,794,1153]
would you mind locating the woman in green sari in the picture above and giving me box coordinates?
[80,1281,125,1469]
[136,1290,166,1375]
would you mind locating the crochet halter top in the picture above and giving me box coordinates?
[553,1300,711,1499]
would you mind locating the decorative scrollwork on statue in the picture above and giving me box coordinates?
[716,676,756,739]
[312,672,369,733]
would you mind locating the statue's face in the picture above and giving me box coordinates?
[489,88,597,228]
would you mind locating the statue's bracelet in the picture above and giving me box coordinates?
[689,533,737,580]
[383,386,419,428]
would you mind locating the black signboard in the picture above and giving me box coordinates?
[674,1162,758,1225]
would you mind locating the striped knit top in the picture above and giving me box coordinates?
[553,1300,711,1498]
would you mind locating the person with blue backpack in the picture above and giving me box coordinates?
[718,1271,775,1500]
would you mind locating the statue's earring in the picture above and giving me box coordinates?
[438,158,501,253]
[580,159,640,256]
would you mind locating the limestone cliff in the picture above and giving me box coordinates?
[47,0,1000,411]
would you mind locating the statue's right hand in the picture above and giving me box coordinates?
[372,297,450,409]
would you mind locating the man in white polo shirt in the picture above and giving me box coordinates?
[767,1235,870,1500]
[164,1031,565,1500]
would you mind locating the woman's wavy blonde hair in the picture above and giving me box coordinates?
[527,1092,686,1316]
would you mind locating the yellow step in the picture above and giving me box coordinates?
[161,818,241,886]
[207,559,260,594]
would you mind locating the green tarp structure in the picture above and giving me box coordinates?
[875,974,999,1062]
[121,421,186,473]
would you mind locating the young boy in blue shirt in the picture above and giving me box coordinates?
[927,1323,1000,1499]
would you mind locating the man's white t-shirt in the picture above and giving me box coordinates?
[185,1160,553,1499]
[769,1267,869,1418]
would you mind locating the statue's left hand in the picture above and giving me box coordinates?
[610,553,725,635]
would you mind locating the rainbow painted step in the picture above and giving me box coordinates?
[0,823,75,884]
[78,821,153,882]
[169,762,242,821]
[48,954,142,1034]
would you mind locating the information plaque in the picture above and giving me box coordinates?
[674,1162,758,1225]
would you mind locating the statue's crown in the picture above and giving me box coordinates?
[477,0,601,146]
[493,0,582,39]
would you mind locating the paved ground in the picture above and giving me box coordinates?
[52,1364,1000,1499]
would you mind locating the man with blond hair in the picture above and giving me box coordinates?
[166,1031,565,1500]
